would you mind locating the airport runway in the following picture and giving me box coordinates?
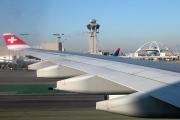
[0,94,102,111]
[0,69,58,85]
[0,69,103,110]
[0,69,107,120]
[0,69,173,120]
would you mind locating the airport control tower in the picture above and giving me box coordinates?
[87,19,100,54]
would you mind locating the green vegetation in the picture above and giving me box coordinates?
[0,85,71,94]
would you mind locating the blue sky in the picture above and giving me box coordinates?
[0,0,180,53]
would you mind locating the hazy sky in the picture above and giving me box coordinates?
[0,0,180,53]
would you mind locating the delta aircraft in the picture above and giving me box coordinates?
[112,48,120,56]
[3,33,180,118]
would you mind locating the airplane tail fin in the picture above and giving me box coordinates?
[113,48,120,56]
[3,33,30,51]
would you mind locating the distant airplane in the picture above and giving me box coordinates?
[15,57,37,68]
[0,57,36,69]
[112,48,120,56]
[0,55,38,69]
[3,33,180,118]
[0,56,13,63]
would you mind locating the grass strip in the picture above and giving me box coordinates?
[0,85,71,94]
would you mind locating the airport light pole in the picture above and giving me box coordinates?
[53,34,60,43]
[61,34,64,50]
[20,33,29,36]
[61,34,64,43]
[53,34,64,51]
[63,39,67,51]
[53,33,64,42]
[57,37,61,43]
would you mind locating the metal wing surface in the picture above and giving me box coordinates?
[3,33,180,117]
[24,48,180,108]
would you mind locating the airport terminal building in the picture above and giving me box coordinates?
[0,42,62,57]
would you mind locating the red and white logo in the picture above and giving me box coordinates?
[8,37,17,43]
[3,33,27,45]
[3,33,30,50]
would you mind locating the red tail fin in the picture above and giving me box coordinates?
[3,33,30,51]
[113,48,120,56]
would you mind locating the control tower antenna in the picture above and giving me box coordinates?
[87,19,100,54]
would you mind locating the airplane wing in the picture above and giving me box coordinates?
[3,33,180,118]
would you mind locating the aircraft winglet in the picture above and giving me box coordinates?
[3,33,30,51]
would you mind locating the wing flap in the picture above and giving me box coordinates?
[150,84,180,108]
[96,92,180,117]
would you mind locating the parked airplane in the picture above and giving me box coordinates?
[0,55,16,63]
[0,56,36,68]
[3,33,180,118]
[0,55,20,69]
[112,48,120,56]
[0,58,13,63]
[16,57,37,68]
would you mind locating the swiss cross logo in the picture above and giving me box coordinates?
[8,37,17,43]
